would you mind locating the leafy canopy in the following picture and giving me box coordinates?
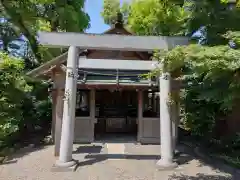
[101,0,188,36]
[101,0,130,25]
[128,0,189,36]
[0,52,32,138]
[1,0,90,63]
[186,0,240,45]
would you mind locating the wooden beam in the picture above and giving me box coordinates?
[76,84,158,90]
[27,52,68,77]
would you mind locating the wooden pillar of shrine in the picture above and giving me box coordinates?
[137,90,143,141]
[52,89,64,156]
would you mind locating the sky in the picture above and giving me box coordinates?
[85,0,129,33]
[85,0,109,33]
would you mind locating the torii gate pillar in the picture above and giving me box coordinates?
[157,72,177,169]
[55,46,79,169]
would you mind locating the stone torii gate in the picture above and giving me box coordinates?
[38,31,189,170]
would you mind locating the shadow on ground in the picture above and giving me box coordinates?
[168,173,232,180]
[73,136,194,166]
[0,136,49,166]
[0,145,47,165]
[176,144,240,179]
[94,134,138,144]
[72,142,239,179]
[73,145,103,154]
[0,129,51,166]
[73,144,194,170]
[0,159,18,165]
[75,153,161,169]
[75,152,193,168]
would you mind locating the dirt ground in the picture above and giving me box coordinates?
[0,142,235,180]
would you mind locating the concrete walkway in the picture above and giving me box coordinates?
[0,143,233,180]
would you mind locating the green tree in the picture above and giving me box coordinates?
[224,30,240,47]
[101,0,130,25]
[186,0,240,45]
[0,0,90,62]
[0,52,32,141]
[0,21,18,51]
[128,0,188,36]
[101,0,189,36]
[0,21,38,70]
[0,52,52,149]
[150,1,240,141]
[101,0,121,25]
[0,0,91,150]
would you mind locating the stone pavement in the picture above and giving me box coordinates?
[0,141,234,180]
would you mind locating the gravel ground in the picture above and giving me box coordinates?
[0,143,234,180]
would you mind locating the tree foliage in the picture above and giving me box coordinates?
[128,0,188,36]
[157,44,240,105]
[0,53,31,139]
[0,20,18,51]
[101,0,188,36]
[0,0,90,152]
[101,0,121,25]
[0,0,90,62]
[153,31,240,140]
[224,30,240,47]
[185,0,240,45]
[144,1,240,145]
[0,52,51,148]
[101,0,129,25]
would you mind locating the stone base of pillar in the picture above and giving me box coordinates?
[51,159,78,172]
[156,159,178,170]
